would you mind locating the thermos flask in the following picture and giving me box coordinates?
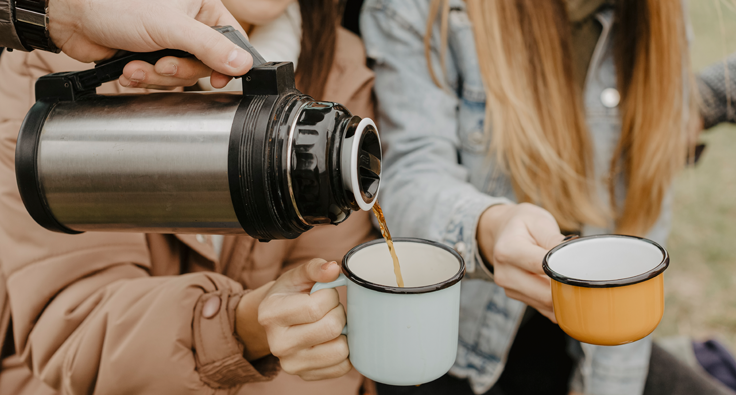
[15,26,381,240]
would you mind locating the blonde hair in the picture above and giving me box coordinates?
[426,0,699,236]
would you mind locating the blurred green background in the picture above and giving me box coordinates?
[653,0,736,348]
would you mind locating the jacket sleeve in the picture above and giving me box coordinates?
[360,1,510,280]
[0,0,25,50]
[0,51,278,394]
[697,53,736,129]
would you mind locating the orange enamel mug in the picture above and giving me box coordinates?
[542,235,669,346]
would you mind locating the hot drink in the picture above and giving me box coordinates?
[310,238,466,385]
[371,202,404,287]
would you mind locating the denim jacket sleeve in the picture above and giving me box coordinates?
[361,0,510,279]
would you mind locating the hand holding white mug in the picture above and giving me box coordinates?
[47,0,253,88]
[257,259,351,380]
[477,203,565,322]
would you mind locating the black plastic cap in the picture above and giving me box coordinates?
[15,101,82,234]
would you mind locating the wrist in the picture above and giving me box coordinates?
[14,0,60,52]
[478,204,514,239]
[477,203,515,265]
[46,0,75,50]
[235,281,274,361]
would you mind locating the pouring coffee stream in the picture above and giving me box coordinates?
[372,202,405,287]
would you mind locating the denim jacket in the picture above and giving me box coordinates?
[361,1,679,393]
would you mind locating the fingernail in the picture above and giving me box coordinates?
[321,261,336,271]
[160,63,177,76]
[130,70,145,82]
[202,296,221,319]
[225,49,251,70]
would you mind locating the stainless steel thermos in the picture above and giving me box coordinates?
[15,26,381,240]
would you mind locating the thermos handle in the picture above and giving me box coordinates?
[34,25,268,102]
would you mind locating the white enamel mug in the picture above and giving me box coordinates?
[310,238,465,386]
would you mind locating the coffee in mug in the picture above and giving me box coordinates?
[311,238,465,385]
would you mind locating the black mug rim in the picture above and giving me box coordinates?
[342,237,466,294]
[542,234,669,288]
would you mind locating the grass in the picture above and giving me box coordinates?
[652,0,736,349]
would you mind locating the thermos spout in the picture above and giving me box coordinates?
[341,118,381,212]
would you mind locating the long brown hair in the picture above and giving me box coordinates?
[295,0,341,100]
[426,0,698,236]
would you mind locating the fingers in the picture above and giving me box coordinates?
[120,58,214,89]
[153,57,211,80]
[271,259,341,294]
[495,264,552,308]
[259,288,340,327]
[53,35,118,64]
[197,0,248,36]
[281,305,346,351]
[118,77,178,91]
[507,288,557,323]
[299,260,342,286]
[478,203,561,322]
[209,71,235,89]
[259,258,350,381]
[502,270,556,323]
[299,359,354,381]
[492,204,564,275]
[493,228,550,275]
[279,336,351,377]
[523,208,565,250]
[163,13,253,77]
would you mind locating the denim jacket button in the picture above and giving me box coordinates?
[601,88,620,108]
[454,241,466,257]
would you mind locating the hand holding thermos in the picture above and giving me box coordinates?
[47,0,253,88]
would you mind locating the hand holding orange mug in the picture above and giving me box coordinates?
[477,203,565,322]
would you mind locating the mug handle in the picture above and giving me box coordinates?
[310,273,348,335]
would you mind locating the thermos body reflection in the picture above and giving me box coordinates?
[37,94,243,234]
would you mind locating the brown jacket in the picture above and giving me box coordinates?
[0,28,377,395]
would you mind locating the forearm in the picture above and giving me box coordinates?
[697,53,736,129]
[236,281,273,361]
[20,268,278,394]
